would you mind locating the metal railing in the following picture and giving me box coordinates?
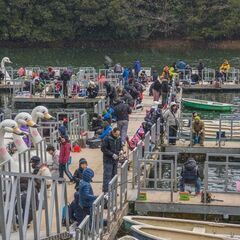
[0,171,69,240]
[94,99,106,115]
[78,161,129,240]
[76,215,90,240]
[144,132,150,154]
[150,123,156,149]
[218,114,240,146]
[69,118,80,147]
[35,139,47,163]
[120,160,128,210]
[18,149,31,173]
[80,112,88,133]
[107,175,118,231]
[91,194,104,239]
[137,158,174,202]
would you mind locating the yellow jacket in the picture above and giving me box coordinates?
[169,67,178,78]
[220,62,230,73]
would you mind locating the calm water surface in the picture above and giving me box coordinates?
[1,47,240,115]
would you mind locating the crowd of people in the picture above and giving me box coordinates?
[14,59,212,229]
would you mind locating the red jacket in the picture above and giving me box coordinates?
[59,142,71,164]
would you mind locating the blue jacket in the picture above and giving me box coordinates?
[134,60,141,73]
[99,125,112,139]
[69,192,84,224]
[79,168,97,208]
[58,124,67,137]
[122,68,129,80]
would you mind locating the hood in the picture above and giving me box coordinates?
[184,159,197,171]
[82,168,94,182]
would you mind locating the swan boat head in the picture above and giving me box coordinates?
[31,106,54,122]
[1,57,12,68]
[0,119,24,135]
[14,112,38,128]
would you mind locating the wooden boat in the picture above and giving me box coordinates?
[131,225,232,240]
[118,236,138,240]
[182,98,234,111]
[124,216,240,238]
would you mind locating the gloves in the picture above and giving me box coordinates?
[112,154,118,160]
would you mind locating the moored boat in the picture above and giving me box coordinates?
[131,225,232,240]
[182,98,234,111]
[124,216,240,237]
[118,236,138,240]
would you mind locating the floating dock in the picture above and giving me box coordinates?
[13,96,103,109]
[133,191,240,219]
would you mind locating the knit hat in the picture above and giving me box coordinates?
[82,168,94,182]
[79,158,87,165]
[30,156,40,163]
[195,116,201,121]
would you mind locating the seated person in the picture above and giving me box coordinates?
[180,157,201,195]
[98,121,112,139]
[102,108,114,124]
[33,78,44,95]
[192,116,205,146]
[69,192,84,225]
[91,113,103,133]
[87,81,99,98]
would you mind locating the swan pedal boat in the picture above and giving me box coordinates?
[124,216,240,238]
[131,225,233,240]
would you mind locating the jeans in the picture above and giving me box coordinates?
[59,163,73,181]
[102,162,118,193]
[169,125,178,144]
[180,178,201,193]
[162,92,168,106]
[117,120,129,144]
[63,83,68,97]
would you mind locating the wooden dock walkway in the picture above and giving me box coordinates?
[134,191,240,218]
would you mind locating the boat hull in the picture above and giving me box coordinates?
[124,216,240,237]
[131,225,230,240]
[182,99,233,111]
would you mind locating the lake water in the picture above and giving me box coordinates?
[1,47,240,115]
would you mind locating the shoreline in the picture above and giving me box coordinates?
[1,39,240,49]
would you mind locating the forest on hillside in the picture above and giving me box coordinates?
[0,0,239,43]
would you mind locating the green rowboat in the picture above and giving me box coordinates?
[182,98,234,111]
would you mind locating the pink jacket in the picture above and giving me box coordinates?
[59,142,71,164]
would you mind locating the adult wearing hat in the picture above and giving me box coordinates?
[163,102,179,145]
[192,116,205,146]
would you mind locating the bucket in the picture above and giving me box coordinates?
[87,131,95,139]
[73,144,81,152]
[179,192,190,201]
[236,181,240,192]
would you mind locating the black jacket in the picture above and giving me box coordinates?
[114,102,132,121]
[101,134,122,163]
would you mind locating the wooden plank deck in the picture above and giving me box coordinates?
[135,191,240,216]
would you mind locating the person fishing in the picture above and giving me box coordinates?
[220,59,230,82]
[192,116,205,146]
[163,102,179,145]
[180,157,201,195]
